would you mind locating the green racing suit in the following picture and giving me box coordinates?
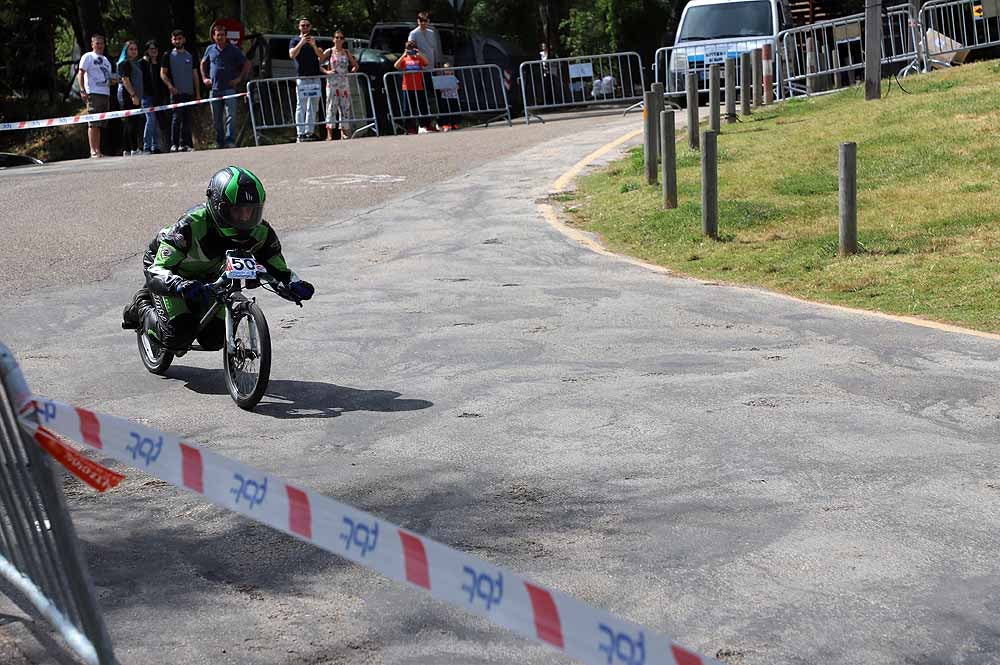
[139,204,298,350]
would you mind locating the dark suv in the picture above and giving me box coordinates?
[368,22,520,73]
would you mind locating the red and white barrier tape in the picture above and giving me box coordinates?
[18,397,720,665]
[0,92,246,133]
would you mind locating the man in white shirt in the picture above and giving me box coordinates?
[77,33,114,158]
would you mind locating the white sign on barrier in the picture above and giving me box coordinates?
[568,63,594,79]
[297,81,322,98]
[432,74,459,91]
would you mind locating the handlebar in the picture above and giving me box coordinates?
[207,271,303,307]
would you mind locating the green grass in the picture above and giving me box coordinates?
[565,62,1000,331]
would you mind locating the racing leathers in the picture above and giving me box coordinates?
[138,203,298,350]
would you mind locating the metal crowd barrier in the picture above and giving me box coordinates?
[0,343,116,665]
[778,4,917,97]
[653,38,776,102]
[383,64,512,135]
[921,0,1000,68]
[247,73,378,145]
[519,51,645,124]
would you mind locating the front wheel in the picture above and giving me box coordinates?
[224,301,271,410]
[137,330,174,374]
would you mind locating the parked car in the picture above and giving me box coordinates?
[368,22,521,73]
[367,22,525,123]
[0,153,43,168]
[664,0,794,102]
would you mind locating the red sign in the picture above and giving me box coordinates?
[211,17,246,47]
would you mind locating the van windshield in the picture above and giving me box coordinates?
[677,1,774,41]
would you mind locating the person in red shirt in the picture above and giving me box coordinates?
[393,40,430,135]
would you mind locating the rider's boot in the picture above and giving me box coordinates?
[122,287,152,330]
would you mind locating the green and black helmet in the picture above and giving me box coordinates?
[206,166,266,241]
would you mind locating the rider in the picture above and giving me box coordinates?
[122,165,314,350]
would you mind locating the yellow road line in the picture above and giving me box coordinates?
[541,129,1000,342]
[550,128,643,193]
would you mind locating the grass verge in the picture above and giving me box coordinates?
[563,61,1000,332]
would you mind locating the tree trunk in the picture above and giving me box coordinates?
[132,0,173,46]
[168,0,197,44]
[75,0,105,49]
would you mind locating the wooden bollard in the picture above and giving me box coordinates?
[740,52,752,116]
[839,142,858,255]
[661,110,677,209]
[643,91,657,185]
[650,82,664,162]
[762,43,774,104]
[686,71,699,150]
[752,48,763,108]
[709,64,721,132]
[725,56,737,124]
[702,130,718,239]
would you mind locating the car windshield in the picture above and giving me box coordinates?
[370,26,412,52]
[677,1,773,41]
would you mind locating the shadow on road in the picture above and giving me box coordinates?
[166,366,434,419]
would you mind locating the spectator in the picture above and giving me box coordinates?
[393,40,429,135]
[77,33,113,158]
[117,40,143,156]
[407,11,441,71]
[321,30,359,141]
[161,29,200,152]
[201,24,251,149]
[437,63,461,131]
[408,11,441,132]
[139,40,165,153]
[288,17,325,142]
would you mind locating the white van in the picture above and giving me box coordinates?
[668,0,794,91]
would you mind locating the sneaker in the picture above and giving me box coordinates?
[122,150,131,157]
[296,135,305,143]
[180,145,193,152]
[169,145,178,152]
[440,125,451,132]
[224,142,237,149]
[122,287,151,330]
[417,127,429,134]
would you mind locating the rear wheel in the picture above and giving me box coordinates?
[137,330,174,374]
[224,302,271,411]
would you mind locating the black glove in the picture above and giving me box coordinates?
[176,280,215,305]
[288,280,314,301]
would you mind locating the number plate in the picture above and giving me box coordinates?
[224,252,262,279]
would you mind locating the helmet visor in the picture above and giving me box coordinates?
[228,203,264,231]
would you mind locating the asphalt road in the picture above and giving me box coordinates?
[1,110,999,665]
